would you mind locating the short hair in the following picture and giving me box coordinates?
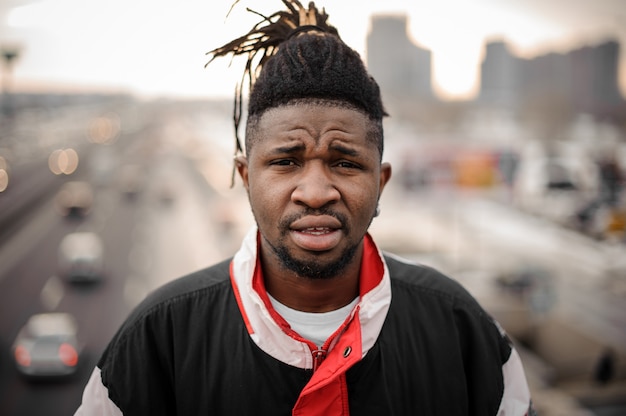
[248,32,386,121]
[206,1,387,179]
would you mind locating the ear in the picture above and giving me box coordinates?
[378,162,392,197]
[235,155,249,189]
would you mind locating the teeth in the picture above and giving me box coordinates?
[304,227,330,235]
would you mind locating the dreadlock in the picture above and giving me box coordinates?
[206,0,387,185]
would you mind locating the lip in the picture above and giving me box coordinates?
[289,216,343,252]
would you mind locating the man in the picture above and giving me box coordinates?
[75,1,535,414]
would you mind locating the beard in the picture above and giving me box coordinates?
[264,208,362,280]
[272,241,360,280]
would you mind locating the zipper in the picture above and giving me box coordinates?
[311,349,327,373]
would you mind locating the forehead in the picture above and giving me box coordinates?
[252,104,372,149]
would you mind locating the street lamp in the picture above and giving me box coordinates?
[1,44,21,116]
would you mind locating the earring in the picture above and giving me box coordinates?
[374,205,380,217]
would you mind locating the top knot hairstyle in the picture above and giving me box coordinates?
[206,0,387,184]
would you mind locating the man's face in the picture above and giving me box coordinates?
[237,104,391,280]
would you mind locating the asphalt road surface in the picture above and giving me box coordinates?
[0,104,245,416]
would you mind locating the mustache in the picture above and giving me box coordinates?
[279,208,349,231]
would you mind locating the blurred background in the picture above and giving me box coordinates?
[1,1,625,415]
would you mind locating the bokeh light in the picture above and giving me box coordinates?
[48,148,79,175]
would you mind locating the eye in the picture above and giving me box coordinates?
[336,160,361,169]
[270,159,297,167]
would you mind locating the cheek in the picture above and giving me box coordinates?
[346,189,379,227]
[249,183,281,220]
[346,184,378,211]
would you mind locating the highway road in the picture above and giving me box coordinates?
[0,102,247,416]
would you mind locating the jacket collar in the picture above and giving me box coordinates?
[230,226,391,369]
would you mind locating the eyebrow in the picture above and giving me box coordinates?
[329,143,359,157]
[269,141,360,157]
[271,144,305,155]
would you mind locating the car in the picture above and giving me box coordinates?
[55,180,94,217]
[12,312,82,379]
[513,156,598,224]
[58,232,104,282]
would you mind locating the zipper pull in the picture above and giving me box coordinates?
[311,349,327,373]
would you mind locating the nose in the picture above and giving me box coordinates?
[291,162,340,209]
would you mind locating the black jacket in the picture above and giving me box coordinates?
[77,231,534,415]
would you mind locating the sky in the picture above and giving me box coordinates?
[1,0,625,101]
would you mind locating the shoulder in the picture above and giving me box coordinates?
[383,253,505,338]
[384,253,479,307]
[103,259,233,352]
[383,252,513,357]
[141,258,232,308]
[125,258,232,323]
[98,258,235,364]
[95,259,237,412]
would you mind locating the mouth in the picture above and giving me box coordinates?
[299,227,335,235]
[289,217,343,252]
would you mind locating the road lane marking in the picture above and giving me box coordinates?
[41,275,64,311]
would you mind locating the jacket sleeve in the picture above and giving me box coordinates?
[497,346,536,415]
[74,367,124,416]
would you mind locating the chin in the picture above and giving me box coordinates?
[278,245,358,281]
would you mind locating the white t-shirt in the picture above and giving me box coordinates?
[268,294,359,347]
